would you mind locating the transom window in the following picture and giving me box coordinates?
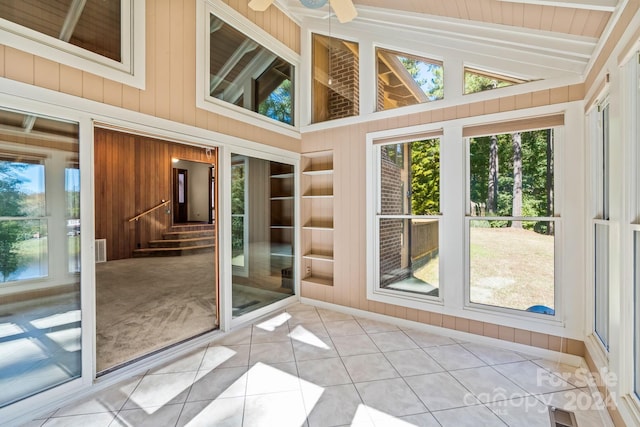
[376,48,443,111]
[464,67,528,95]
[209,14,295,126]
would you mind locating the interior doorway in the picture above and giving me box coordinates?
[94,128,218,374]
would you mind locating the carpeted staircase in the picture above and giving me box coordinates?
[133,224,215,257]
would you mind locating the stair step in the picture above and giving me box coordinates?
[149,237,215,248]
[169,224,215,232]
[133,244,215,257]
[163,230,215,240]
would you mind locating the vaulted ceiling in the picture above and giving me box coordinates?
[275,0,620,79]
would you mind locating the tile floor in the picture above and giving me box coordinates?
[25,304,611,427]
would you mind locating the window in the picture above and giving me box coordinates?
[0,108,81,407]
[0,0,143,86]
[376,48,443,111]
[466,125,557,315]
[594,102,610,350]
[312,33,359,123]
[209,14,295,126]
[464,67,528,95]
[373,135,441,298]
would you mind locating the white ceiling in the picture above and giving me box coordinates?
[274,0,621,79]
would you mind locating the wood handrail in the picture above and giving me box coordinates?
[128,199,171,222]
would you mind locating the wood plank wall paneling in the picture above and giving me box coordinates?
[94,128,214,260]
[301,82,587,357]
[0,0,301,153]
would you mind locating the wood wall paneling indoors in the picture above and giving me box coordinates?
[94,128,215,261]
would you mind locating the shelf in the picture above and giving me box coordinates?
[271,253,294,258]
[271,225,294,229]
[271,196,294,200]
[302,276,333,286]
[302,192,333,199]
[303,253,334,262]
[271,173,294,179]
[302,169,333,176]
[303,221,333,230]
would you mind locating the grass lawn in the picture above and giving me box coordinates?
[470,226,554,311]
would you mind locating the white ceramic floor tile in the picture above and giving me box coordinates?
[450,366,528,403]
[432,404,508,427]
[401,329,456,347]
[122,372,195,409]
[487,396,554,427]
[317,308,354,322]
[200,345,249,370]
[424,344,487,371]
[214,326,252,346]
[289,322,329,339]
[331,334,380,356]
[492,361,575,395]
[287,310,322,325]
[245,362,300,395]
[324,320,366,337]
[384,349,444,377]
[244,390,308,427]
[342,353,399,383]
[356,318,400,334]
[251,323,292,344]
[462,342,525,365]
[176,397,244,427]
[54,376,141,416]
[292,337,340,361]
[532,359,594,388]
[369,331,419,352]
[110,403,183,427]
[398,412,441,427]
[297,357,352,387]
[149,348,207,374]
[355,378,427,417]
[405,372,479,411]
[537,388,613,427]
[304,384,363,427]
[249,341,295,365]
[187,366,248,401]
[42,413,116,427]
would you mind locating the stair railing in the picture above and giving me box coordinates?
[128,199,171,222]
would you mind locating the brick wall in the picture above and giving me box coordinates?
[328,47,359,120]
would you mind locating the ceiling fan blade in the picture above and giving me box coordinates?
[248,0,276,12]
[329,0,357,23]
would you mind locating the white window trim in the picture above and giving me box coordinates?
[196,0,301,140]
[0,0,145,89]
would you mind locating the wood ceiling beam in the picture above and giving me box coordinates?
[496,0,617,12]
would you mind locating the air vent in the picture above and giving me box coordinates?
[95,239,107,263]
[549,406,578,427]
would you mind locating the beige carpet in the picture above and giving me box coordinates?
[96,252,217,372]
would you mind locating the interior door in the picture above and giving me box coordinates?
[173,168,188,223]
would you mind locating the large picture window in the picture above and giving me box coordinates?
[466,124,558,315]
[373,136,441,298]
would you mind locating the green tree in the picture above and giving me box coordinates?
[410,139,440,214]
[427,65,444,101]
[464,71,514,94]
[0,161,27,281]
[258,79,292,124]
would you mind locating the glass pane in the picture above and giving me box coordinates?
[469,129,553,217]
[602,104,610,220]
[0,0,121,62]
[594,223,609,349]
[0,109,81,407]
[376,48,443,110]
[66,167,80,274]
[464,68,527,94]
[232,156,295,317]
[380,139,440,215]
[635,231,640,398]
[379,218,439,296]
[312,33,359,123]
[469,220,555,314]
[210,15,294,126]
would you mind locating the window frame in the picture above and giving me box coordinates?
[197,0,300,139]
[463,126,562,320]
[0,0,145,88]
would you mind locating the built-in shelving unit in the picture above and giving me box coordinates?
[270,164,294,286]
[301,150,334,286]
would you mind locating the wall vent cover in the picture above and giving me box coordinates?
[549,406,578,427]
[95,239,107,263]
